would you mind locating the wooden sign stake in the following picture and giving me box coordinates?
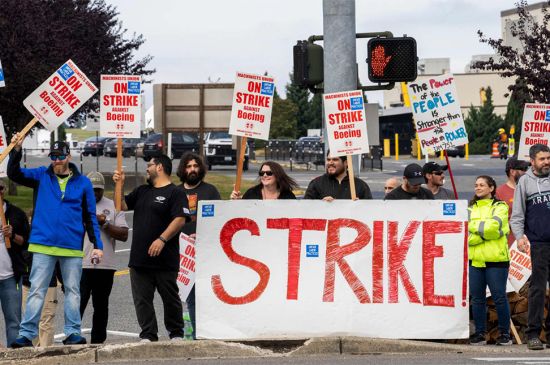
[346,155,357,200]
[234,137,247,193]
[115,138,123,211]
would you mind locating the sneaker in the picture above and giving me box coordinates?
[139,338,152,343]
[170,337,184,342]
[11,336,33,349]
[63,333,86,345]
[528,337,544,350]
[496,334,512,346]
[470,332,487,346]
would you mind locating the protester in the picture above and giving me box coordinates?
[113,154,189,342]
[383,177,400,196]
[8,136,103,348]
[80,172,129,344]
[510,144,550,350]
[468,175,511,346]
[385,163,434,200]
[496,157,529,246]
[304,151,372,200]
[423,162,454,199]
[231,161,298,200]
[0,179,30,347]
[176,152,221,339]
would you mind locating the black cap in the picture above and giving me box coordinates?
[403,163,425,185]
[49,141,70,156]
[423,162,448,175]
[506,157,530,173]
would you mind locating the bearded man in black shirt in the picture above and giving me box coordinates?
[176,152,220,339]
[113,154,189,342]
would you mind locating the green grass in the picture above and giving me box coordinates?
[5,185,34,215]
[66,128,96,141]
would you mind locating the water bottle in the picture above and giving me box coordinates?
[183,311,193,340]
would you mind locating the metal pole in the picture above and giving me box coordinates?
[95,131,99,172]
[323,0,360,173]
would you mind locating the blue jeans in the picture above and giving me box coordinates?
[0,276,22,346]
[19,253,82,340]
[469,264,510,335]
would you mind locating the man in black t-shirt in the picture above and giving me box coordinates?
[176,152,220,339]
[113,154,189,342]
[385,163,435,200]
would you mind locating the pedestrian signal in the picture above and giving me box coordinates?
[367,37,418,83]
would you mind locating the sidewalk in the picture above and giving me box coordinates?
[0,337,541,365]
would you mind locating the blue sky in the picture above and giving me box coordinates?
[108,0,519,107]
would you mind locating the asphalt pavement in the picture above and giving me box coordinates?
[0,154,510,346]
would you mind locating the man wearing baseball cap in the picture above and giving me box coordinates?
[385,163,435,200]
[8,135,103,348]
[80,172,128,344]
[423,162,454,200]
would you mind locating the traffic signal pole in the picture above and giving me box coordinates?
[323,0,360,173]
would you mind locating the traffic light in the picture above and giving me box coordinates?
[293,40,323,88]
[367,37,417,83]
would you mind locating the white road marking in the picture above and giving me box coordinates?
[473,358,550,362]
[115,248,130,253]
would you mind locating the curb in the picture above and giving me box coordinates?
[0,337,536,363]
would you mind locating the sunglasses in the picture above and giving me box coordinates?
[259,171,273,176]
[50,155,67,161]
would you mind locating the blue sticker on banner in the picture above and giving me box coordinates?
[128,81,140,94]
[306,245,319,258]
[546,110,550,122]
[202,204,215,217]
[57,63,75,81]
[0,68,4,83]
[260,82,274,96]
[443,203,456,216]
[350,97,363,110]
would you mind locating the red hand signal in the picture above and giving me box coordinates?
[371,45,392,77]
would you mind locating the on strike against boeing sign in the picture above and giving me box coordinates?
[196,200,469,340]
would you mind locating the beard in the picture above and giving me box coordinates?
[184,171,201,186]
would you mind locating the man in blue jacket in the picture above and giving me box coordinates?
[8,134,103,348]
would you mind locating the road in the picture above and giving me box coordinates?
[0,154,509,346]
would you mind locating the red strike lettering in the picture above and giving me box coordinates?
[235,92,270,107]
[103,95,138,107]
[388,221,421,304]
[211,218,270,305]
[323,219,371,303]
[48,76,81,109]
[266,218,327,300]
[422,221,462,307]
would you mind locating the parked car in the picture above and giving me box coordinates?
[204,131,249,171]
[295,136,322,153]
[82,136,111,156]
[104,137,145,157]
[446,145,466,158]
[142,133,200,161]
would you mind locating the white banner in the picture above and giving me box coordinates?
[177,233,196,301]
[517,103,550,160]
[0,117,8,177]
[323,90,369,156]
[196,200,469,340]
[408,74,469,154]
[228,72,274,140]
[100,75,141,138]
[0,59,5,88]
[23,60,97,131]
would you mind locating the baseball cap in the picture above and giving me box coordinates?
[49,141,70,156]
[422,162,448,175]
[403,163,425,185]
[87,171,105,189]
[506,157,530,173]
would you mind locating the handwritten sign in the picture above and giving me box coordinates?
[100,75,141,138]
[516,103,550,160]
[323,90,369,156]
[408,74,468,154]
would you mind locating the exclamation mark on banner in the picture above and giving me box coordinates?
[462,221,468,307]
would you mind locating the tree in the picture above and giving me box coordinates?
[306,93,323,132]
[474,0,550,103]
[0,0,154,134]
[464,87,505,154]
[270,90,298,139]
[286,75,312,137]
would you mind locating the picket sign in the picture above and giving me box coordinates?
[0,117,9,247]
[228,72,275,192]
[0,60,97,164]
[323,90,370,200]
[196,200,469,340]
[516,103,550,160]
[177,233,196,301]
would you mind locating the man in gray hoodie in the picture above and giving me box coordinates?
[511,143,550,350]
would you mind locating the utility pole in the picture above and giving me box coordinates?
[323,0,360,173]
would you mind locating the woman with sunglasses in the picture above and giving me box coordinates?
[468,175,511,346]
[230,161,298,200]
